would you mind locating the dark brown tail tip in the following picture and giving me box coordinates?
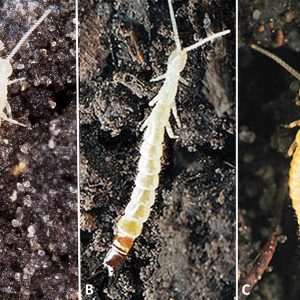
[103,246,126,278]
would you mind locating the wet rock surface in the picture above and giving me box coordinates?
[239,0,300,299]
[0,1,77,299]
[80,0,235,299]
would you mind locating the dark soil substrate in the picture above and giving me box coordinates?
[0,1,77,299]
[80,0,235,299]
[238,0,300,299]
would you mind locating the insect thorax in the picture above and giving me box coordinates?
[167,49,187,73]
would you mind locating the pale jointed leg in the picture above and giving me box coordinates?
[5,102,13,118]
[288,140,297,157]
[149,95,160,107]
[171,103,181,128]
[5,117,27,127]
[284,120,300,129]
[8,77,26,85]
[1,111,26,127]
[179,77,189,86]
[140,116,150,132]
[284,120,300,157]
[296,89,300,105]
[166,121,177,139]
[150,74,166,83]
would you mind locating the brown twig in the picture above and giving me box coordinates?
[128,27,146,67]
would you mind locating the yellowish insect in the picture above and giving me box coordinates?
[0,8,51,127]
[251,44,300,226]
[11,161,27,176]
[103,0,230,276]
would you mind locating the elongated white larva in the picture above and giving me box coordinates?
[103,0,230,276]
[251,44,300,227]
[0,8,51,127]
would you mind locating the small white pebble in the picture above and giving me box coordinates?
[48,139,55,149]
[23,181,30,188]
[27,225,36,238]
[23,195,32,207]
[42,215,49,222]
[48,100,56,109]
[16,63,25,70]
[48,243,55,251]
[9,190,18,202]
[38,250,45,256]
[253,10,261,20]
[12,219,21,227]
[14,272,21,281]
[69,185,77,193]
[20,143,29,154]
[17,183,25,192]
[16,207,24,221]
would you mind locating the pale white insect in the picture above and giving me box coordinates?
[0,8,51,127]
[103,0,230,276]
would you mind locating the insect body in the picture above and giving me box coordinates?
[0,8,51,127]
[251,44,300,227]
[287,123,300,225]
[103,0,230,276]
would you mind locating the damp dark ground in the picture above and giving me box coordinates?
[80,0,235,299]
[0,1,77,299]
[238,0,300,299]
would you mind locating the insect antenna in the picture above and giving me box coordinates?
[184,29,230,52]
[167,0,181,49]
[7,8,51,61]
[251,44,300,81]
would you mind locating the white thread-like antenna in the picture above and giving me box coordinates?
[167,0,181,49]
[251,44,300,81]
[185,29,230,52]
[7,8,51,61]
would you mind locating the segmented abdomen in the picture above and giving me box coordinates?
[103,102,171,275]
[113,120,165,254]
[289,146,300,225]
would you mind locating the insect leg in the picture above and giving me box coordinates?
[284,120,300,156]
[287,140,297,157]
[8,78,26,85]
[2,102,26,126]
[284,120,300,129]
[3,116,27,127]
[149,95,160,106]
[166,121,177,139]
[296,89,300,106]
[167,0,181,50]
[140,116,150,131]
[5,102,13,118]
[171,103,181,127]
[179,77,189,86]
[150,74,166,82]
